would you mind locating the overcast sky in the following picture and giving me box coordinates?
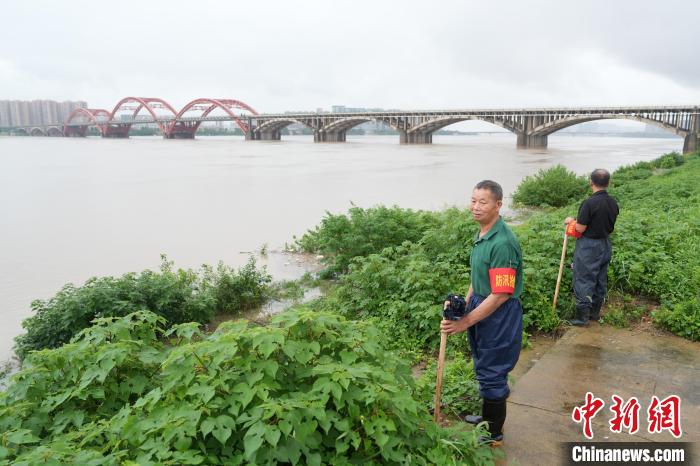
[1,0,699,114]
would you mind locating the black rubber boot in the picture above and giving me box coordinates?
[480,397,506,444]
[568,306,590,327]
[590,301,603,321]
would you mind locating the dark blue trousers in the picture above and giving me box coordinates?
[467,294,522,400]
[573,236,612,320]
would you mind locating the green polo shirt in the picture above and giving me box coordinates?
[470,217,523,299]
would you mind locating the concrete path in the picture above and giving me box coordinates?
[501,323,700,465]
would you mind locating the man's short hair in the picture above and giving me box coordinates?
[474,180,503,201]
[590,169,611,188]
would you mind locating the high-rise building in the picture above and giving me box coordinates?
[0,100,87,127]
[0,101,11,127]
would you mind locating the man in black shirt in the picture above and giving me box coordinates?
[564,169,620,326]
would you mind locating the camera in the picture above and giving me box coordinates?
[443,293,467,321]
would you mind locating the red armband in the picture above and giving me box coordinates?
[566,222,583,238]
[489,268,516,294]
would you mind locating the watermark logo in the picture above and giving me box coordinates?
[609,395,640,434]
[571,392,605,439]
[648,395,682,438]
[572,393,682,439]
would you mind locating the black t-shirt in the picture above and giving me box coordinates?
[577,190,619,239]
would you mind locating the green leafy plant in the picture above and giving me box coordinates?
[0,310,496,465]
[309,209,475,354]
[14,256,271,358]
[200,258,272,313]
[599,295,647,328]
[653,298,700,341]
[651,152,685,169]
[296,205,440,277]
[511,164,589,208]
[415,355,481,418]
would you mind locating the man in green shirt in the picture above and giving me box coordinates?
[441,180,524,444]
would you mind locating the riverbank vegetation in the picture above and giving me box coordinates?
[14,256,271,359]
[297,150,700,345]
[3,150,697,464]
[1,310,493,465]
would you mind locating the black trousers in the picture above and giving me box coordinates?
[466,294,522,400]
[572,236,612,320]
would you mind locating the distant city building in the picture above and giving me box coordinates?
[0,100,87,127]
[331,105,384,113]
[133,114,159,129]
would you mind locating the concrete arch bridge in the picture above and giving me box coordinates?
[246,106,699,154]
[8,126,65,137]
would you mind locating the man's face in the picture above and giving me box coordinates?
[471,188,502,224]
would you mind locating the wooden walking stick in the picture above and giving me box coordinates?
[433,330,448,422]
[434,294,466,422]
[552,226,569,311]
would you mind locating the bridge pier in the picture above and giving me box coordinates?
[103,125,131,138]
[400,131,432,144]
[684,114,699,154]
[517,133,548,149]
[64,126,87,137]
[314,130,346,142]
[245,129,282,141]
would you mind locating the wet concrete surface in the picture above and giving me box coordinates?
[501,322,700,465]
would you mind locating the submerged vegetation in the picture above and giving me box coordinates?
[14,256,271,359]
[3,150,698,463]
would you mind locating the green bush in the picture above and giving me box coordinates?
[311,209,476,354]
[296,205,440,277]
[511,164,589,208]
[14,257,271,359]
[201,259,272,313]
[653,298,700,341]
[0,311,495,465]
[651,152,685,169]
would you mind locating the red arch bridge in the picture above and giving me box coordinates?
[4,98,699,154]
